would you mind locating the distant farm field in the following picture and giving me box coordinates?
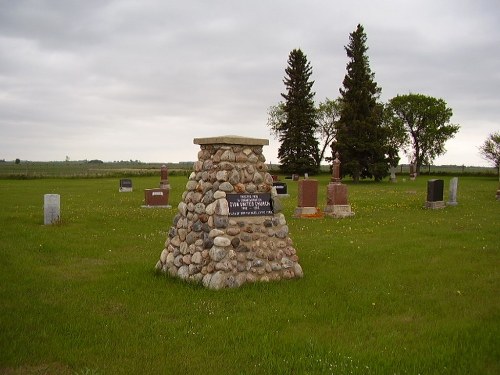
[0,160,497,179]
[0,174,498,374]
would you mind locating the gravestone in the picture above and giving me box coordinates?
[324,152,354,218]
[389,166,397,183]
[155,135,303,289]
[447,177,458,206]
[160,165,170,190]
[142,164,171,207]
[409,163,417,180]
[425,179,445,209]
[293,179,323,218]
[119,178,133,192]
[144,189,170,207]
[272,182,288,196]
[44,194,60,225]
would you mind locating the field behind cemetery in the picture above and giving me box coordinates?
[0,174,498,374]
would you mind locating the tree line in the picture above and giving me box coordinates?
[268,24,461,181]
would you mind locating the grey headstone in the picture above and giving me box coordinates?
[447,177,458,206]
[44,194,60,225]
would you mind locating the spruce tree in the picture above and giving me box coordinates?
[333,24,387,182]
[278,49,319,174]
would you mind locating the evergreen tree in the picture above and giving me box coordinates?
[277,49,319,174]
[333,24,387,182]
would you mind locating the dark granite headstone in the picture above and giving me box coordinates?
[119,178,133,192]
[273,182,288,195]
[427,179,444,202]
[425,179,445,209]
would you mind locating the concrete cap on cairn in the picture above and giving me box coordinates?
[193,135,269,146]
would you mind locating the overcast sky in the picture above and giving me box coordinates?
[1,0,499,166]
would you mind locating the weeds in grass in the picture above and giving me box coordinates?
[0,175,498,374]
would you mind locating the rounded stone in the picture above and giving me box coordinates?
[186,231,202,245]
[226,227,240,236]
[174,255,183,267]
[203,159,214,170]
[209,228,225,238]
[229,170,240,185]
[202,273,213,288]
[194,203,205,214]
[209,245,228,261]
[231,237,240,248]
[180,242,189,255]
[234,183,246,193]
[177,265,189,280]
[191,251,203,264]
[253,172,264,184]
[213,190,226,199]
[209,271,227,290]
[166,252,175,266]
[202,190,214,205]
[214,236,231,247]
[214,215,229,228]
[219,182,234,192]
[220,150,236,162]
[186,180,198,191]
[236,152,248,163]
[178,202,188,217]
[205,202,216,215]
[246,183,257,193]
[216,170,229,182]
[215,199,229,216]
[219,161,234,171]
[182,254,192,265]
[276,225,289,238]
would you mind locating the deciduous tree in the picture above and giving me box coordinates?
[479,131,500,176]
[386,93,460,174]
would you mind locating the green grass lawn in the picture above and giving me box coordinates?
[0,175,498,374]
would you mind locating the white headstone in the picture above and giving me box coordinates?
[389,166,397,183]
[44,194,60,225]
[447,177,458,206]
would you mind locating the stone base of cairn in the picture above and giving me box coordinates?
[155,136,303,289]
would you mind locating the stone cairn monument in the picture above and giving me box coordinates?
[324,152,354,218]
[155,135,303,289]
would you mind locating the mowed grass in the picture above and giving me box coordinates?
[0,175,498,374]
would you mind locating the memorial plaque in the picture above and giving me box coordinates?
[227,193,273,217]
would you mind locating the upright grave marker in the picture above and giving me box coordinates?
[143,165,171,207]
[155,135,303,289]
[119,178,133,192]
[447,177,459,206]
[324,152,354,218]
[425,179,445,209]
[293,179,322,218]
[44,194,60,225]
[389,165,397,183]
[409,162,417,180]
